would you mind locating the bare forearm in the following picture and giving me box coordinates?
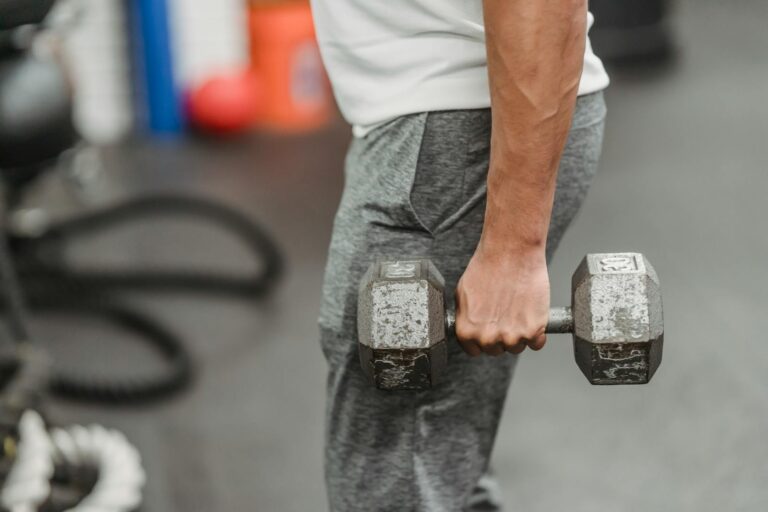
[481,0,587,256]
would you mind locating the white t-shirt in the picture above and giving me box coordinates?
[310,1,609,137]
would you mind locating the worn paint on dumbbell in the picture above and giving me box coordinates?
[572,253,663,384]
[365,261,445,350]
[358,260,449,389]
[593,343,650,384]
[371,281,431,349]
[373,349,432,390]
[360,253,664,389]
[581,254,650,341]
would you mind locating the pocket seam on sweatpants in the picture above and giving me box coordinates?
[406,113,438,237]
[409,113,490,236]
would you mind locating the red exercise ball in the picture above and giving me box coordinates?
[187,70,263,135]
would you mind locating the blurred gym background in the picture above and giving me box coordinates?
[0,0,766,511]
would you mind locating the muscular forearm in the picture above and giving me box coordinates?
[480,0,587,255]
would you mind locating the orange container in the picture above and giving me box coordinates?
[249,1,333,132]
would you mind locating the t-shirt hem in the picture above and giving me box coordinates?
[351,74,610,138]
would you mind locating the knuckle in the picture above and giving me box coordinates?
[525,325,546,340]
[478,331,500,347]
[501,330,524,346]
[455,323,478,342]
[477,338,494,348]
[523,323,546,346]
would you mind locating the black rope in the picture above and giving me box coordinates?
[29,292,194,404]
[0,194,283,404]
[13,194,284,297]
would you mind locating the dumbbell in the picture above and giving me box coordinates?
[358,253,663,391]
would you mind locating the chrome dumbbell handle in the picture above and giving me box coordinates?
[444,306,573,335]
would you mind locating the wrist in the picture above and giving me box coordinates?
[482,172,554,254]
[475,232,546,264]
[478,200,549,257]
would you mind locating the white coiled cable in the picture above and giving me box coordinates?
[1,411,146,512]
[1,411,53,512]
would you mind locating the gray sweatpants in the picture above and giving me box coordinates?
[319,92,607,512]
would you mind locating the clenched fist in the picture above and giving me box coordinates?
[455,246,550,356]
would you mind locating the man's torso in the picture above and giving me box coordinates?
[310,0,610,135]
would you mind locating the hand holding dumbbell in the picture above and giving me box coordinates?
[358,253,663,391]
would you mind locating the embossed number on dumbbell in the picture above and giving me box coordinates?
[597,254,640,273]
[382,261,418,279]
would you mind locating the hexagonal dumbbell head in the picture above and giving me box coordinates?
[357,259,448,390]
[572,253,663,384]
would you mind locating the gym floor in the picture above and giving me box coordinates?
[30,1,767,510]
